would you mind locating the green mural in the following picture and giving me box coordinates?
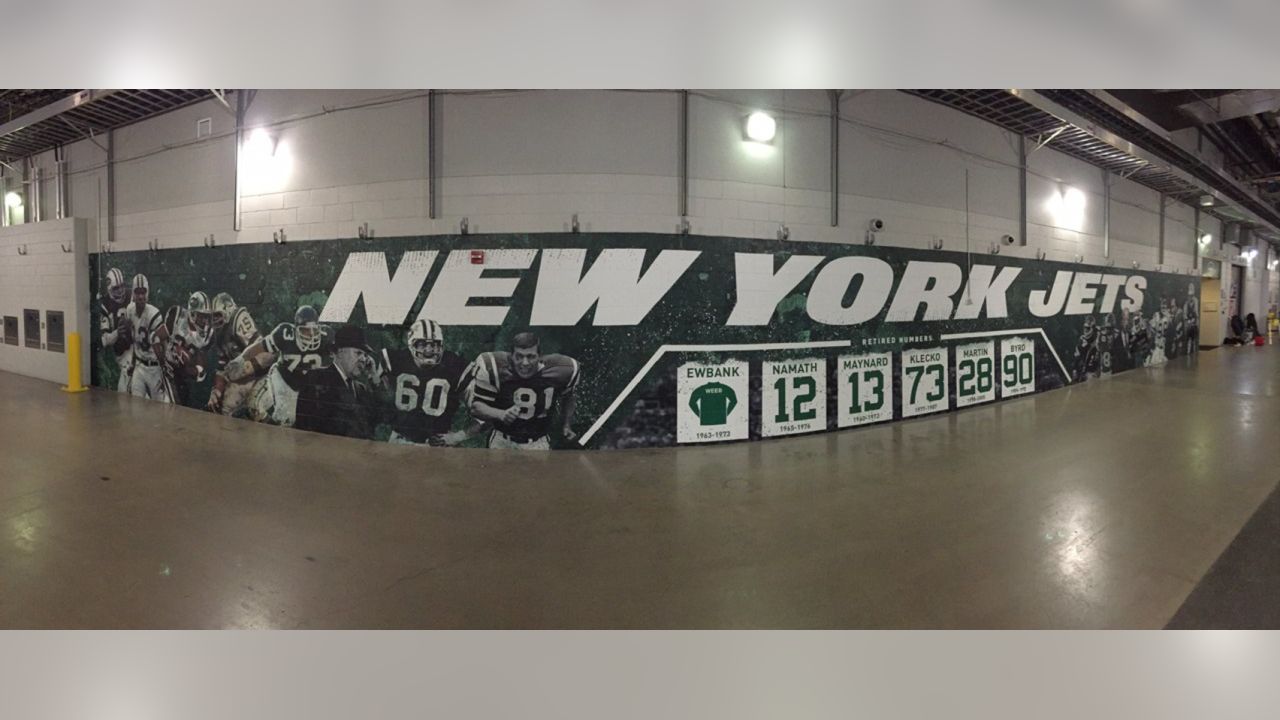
[89,233,1200,450]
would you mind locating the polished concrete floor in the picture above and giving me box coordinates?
[3,345,1279,628]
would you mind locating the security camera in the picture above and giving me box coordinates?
[1000,234,1016,245]
[868,218,885,232]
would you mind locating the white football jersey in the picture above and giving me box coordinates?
[164,306,212,368]
[123,303,164,363]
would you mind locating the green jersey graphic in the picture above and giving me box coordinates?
[689,382,738,426]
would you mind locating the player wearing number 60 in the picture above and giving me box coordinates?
[379,319,482,447]
[467,331,581,450]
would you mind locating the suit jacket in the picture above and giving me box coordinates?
[295,365,378,439]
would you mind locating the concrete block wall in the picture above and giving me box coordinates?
[3,89,1273,293]
[0,218,90,385]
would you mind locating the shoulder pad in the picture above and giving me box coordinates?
[233,308,259,342]
[540,353,581,390]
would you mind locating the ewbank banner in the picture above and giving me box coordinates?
[89,233,1199,450]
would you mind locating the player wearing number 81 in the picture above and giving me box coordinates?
[468,331,581,450]
[380,319,478,447]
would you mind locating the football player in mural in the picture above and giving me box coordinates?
[121,273,172,402]
[205,293,263,417]
[1128,309,1152,368]
[1165,297,1183,360]
[1071,315,1100,381]
[97,267,134,392]
[468,331,581,450]
[379,319,481,446]
[161,291,215,406]
[1148,300,1169,365]
[1096,313,1121,376]
[1183,282,1200,355]
[210,304,334,426]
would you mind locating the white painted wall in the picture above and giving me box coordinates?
[4,89,1263,283]
[0,218,90,385]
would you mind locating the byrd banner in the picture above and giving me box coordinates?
[89,233,1200,450]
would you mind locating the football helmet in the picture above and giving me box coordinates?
[295,305,322,352]
[407,318,444,367]
[210,292,236,330]
[187,291,212,333]
[131,273,150,303]
[106,268,128,304]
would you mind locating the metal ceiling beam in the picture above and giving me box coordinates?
[0,89,120,140]
[1008,89,1280,240]
[1086,90,1176,143]
[1178,90,1280,126]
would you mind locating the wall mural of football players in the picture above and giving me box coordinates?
[380,319,483,447]
[121,273,172,402]
[206,293,263,418]
[468,331,581,450]
[89,233,1200,451]
[210,305,333,426]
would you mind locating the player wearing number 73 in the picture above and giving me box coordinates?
[467,331,581,450]
[208,305,334,426]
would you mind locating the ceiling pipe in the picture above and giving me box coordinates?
[54,146,67,220]
[1246,114,1280,169]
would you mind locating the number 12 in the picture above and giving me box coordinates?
[773,376,817,423]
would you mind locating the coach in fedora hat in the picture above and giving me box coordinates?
[295,324,382,439]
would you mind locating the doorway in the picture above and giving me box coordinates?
[1200,259,1223,348]
[1200,277,1220,347]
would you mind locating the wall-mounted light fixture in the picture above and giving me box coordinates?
[744,111,777,144]
[245,128,277,157]
[1244,248,1259,263]
[3,191,21,208]
[1198,233,1213,246]
[239,127,291,195]
[1046,185,1086,232]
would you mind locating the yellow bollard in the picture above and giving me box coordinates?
[61,332,89,393]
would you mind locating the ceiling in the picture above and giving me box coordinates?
[0,89,215,160]
[905,89,1280,246]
